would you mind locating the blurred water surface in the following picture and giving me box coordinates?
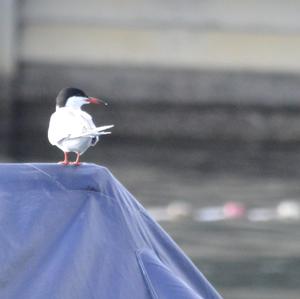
[107,161,300,299]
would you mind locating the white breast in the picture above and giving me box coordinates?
[48,107,97,154]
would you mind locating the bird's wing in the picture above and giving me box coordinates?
[69,125,114,139]
[79,111,97,129]
[48,110,73,145]
[93,125,114,133]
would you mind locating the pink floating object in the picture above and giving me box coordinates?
[223,201,246,219]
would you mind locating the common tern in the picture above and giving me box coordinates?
[48,87,114,165]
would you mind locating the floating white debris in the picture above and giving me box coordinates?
[147,206,172,222]
[247,208,277,222]
[147,201,192,222]
[194,207,225,222]
[166,201,192,220]
[277,200,300,220]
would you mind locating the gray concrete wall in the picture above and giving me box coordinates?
[0,0,17,157]
[18,0,300,73]
[3,0,300,161]
[15,0,300,107]
[0,0,16,76]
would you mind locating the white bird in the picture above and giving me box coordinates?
[48,87,114,165]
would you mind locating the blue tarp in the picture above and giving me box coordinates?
[0,163,222,299]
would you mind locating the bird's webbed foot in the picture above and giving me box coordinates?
[58,152,70,165]
[69,153,81,166]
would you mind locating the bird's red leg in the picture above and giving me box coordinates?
[71,153,81,166]
[59,152,69,165]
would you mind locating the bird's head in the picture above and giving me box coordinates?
[56,87,107,110]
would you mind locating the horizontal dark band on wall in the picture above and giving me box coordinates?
[16,63,300,106]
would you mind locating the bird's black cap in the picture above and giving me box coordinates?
[56,87,88,107]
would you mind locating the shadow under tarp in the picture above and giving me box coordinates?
[0,163,222,299]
